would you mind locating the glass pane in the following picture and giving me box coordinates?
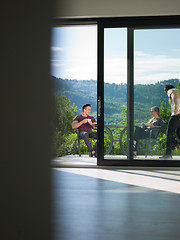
[51,26,97,158]
[104,28,127,160]
[134,29,180,160]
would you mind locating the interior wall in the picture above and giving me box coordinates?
[54,0,180,18]
[1,1,52,240]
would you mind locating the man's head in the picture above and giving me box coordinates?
[82,104,91,115]
[164,83,175,94]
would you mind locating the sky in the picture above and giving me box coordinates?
[51,26,180,84]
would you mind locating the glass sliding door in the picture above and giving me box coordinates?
[103,28,128,160]
[97,17,180,166]
[134,28,180,160]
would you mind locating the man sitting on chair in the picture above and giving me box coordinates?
[72,104,97,157]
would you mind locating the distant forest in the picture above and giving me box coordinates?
[51,76,180,124]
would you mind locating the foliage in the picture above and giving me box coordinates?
[159,102,171,129]
[52,95,77,135]
[56,133,77,157]
[177,81,180,90]
[51,95,78,157]
[51,77,180,157]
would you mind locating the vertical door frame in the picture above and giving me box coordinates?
[97,21,105,165]
[127,28,134,160]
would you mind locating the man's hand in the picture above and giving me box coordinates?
[88,120,93,125]
[82,119,88,124]
[72,119,88,129]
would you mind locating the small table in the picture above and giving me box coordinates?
[104,125,127,155]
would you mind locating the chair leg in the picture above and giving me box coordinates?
[158,140,163,155]
[78,139,81,157]
[145,139,149,158]
[146,139,162,157]
[149,141,152,156]
[73,139,78,155]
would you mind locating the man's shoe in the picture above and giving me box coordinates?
[159,155,172,160]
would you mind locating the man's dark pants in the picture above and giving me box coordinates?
[166,114,180,155]
[79,131,97,152]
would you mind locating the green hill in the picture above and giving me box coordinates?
[51,76,179,123]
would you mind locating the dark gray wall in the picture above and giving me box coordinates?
[1,1,52,239]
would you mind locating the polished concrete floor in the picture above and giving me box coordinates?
[52,155,180,240]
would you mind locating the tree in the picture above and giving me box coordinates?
[177,81,180,90]
[159,102,171,129]
[51,95,78,157]
[52,95,77,135]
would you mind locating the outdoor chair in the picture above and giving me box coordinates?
[73,129,93,157]
[145,126,164,158]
